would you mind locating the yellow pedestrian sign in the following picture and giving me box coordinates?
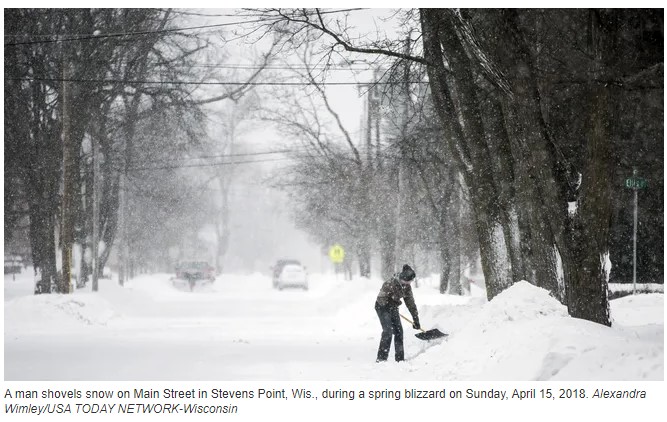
[328,244,345,263]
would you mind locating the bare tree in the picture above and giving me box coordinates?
[4,8,277,292]
[243,8,663,326]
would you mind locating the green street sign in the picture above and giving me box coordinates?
[625,177,648,190]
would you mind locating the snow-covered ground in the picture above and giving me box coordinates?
[3,270,663,381]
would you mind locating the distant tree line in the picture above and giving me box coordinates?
[4,9,266,293]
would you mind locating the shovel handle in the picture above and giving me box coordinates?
[399,313,425,333]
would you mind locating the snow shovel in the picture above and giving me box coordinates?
[400,313,447,341]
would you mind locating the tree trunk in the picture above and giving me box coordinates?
[566,10,615,326]
[502,104,563,293]
[215,176,231,275]
[357,238,371,278]
[378,165,398,280]
[421,10,513,300]
[96,142,119,276]
[379,226,396,281]
[446,191,462,295]
[27,77,60,294]
[496,10,569,299]
[566,83,613,326]
[439,245,450,294]
[482,96,526,282]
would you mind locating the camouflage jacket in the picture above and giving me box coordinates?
[375,273,418,320]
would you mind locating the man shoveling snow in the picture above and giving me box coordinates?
[374,264,421,362]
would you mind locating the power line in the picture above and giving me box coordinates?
[7,77,428,86]
[168,64,376,71]
[125,144,374,172]
[126,147,439,172]
[126,146,327,170]
[155,9,260,18]
[154,62,372,69]
[4,8,368,46]
[127,156,293,172]
[4,18,275,47]
[8,61,377,71]
[156,8,368,18]
[158,148,299,162]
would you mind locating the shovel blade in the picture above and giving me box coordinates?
[415,329,447,341]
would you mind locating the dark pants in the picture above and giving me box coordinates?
[375,302,404,362]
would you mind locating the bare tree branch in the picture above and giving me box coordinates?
[254,8,431,66]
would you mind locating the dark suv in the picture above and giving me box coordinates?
[175,261,215,291]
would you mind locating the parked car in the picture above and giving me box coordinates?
[273,261,308,291]
[174,261,215,291]
[271,259,301,284]
[272,259,300,285]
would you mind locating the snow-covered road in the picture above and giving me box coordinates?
[4,271,663,381]
[6,273,388,380]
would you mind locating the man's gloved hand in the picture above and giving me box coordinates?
[412,318,421,330]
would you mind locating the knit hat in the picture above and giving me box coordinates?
[399,264,416,282]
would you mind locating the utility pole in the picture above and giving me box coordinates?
[91,136,100,291]
[371,68,393,281]
[374,69,382,168]
[216,107,237,275]
[117,97,139,286]
[61,59,73,294]
[395,35,411,272]
[365,83,373,167]
[354,77,375,279]
[118,168,126,286]
[118,124,128,287]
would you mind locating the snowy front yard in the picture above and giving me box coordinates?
[4,271,663,381]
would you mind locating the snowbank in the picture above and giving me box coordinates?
[5,291,115,333]
[409,281,662,381]
[4,272,663,381]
